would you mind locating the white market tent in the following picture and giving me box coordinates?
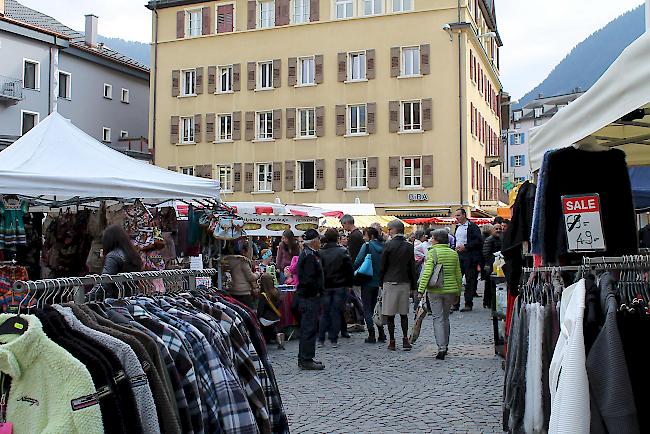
[0,112,220,200]
[529,32,650,172]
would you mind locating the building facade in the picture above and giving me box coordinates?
[0,0,151,159]
[148,0,504,216]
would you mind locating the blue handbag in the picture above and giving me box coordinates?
[356,252,373,277]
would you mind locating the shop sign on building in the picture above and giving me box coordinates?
[408,193,429,202]
[562,194,606,252]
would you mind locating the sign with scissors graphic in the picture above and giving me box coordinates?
[562,194,606,252]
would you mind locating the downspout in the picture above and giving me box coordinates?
[457,0,464,209]
[47,47,51,114]
[152,4,159,164]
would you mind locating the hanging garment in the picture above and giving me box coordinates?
[524,303,544,433]
[0,197,28,253]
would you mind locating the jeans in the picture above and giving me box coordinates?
[298,295,320,363]
[460,258,479,308]
[318,287,346,343]
[361,286,379,331]
[428,293,456,351]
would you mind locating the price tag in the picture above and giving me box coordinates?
[562,194,606,252]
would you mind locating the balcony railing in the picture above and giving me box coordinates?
[112,137,152,160]
[480,188,509,204]
[0,75,23,104]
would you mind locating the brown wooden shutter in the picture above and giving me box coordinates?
[247,62,256,90]
[314,54,324,84]
[233,163,242,191]
[247,0,256,29]
[286,108,296,138]
[390,47,400,77]
[167,166,177,172]
[389,156,400,189]
[171,70,180,97]
[367,102,376,134]
[285,160,295,191]
[245,111,255,141]
[366,49,376,79]
[195,67,204,94]
[288,57,297,86]
[273,59,281,88]
[335,159,345,190]
[389,100,400,133]
[316,106,325,137]
[422,98,433,131]
[315,159,325,190]
[422,155,433,188]
[420,44,430,75]
[337,52,347,82]
[232,111,242,140]
[367,157,378,189]
[217,4,234,33]
[273,109,282,139]
[194,114,202,142]
[244,163,254,193]
[310,0,320,22]
[176,11,185,38]
[206,113,215,142]
[275,0,290,26]
[202,6,212,35]
[196,164,213,178]
[232,63,241,91]
[170,116,179,144]
[272,162,283,191]
[207,66,216,94]
[335,104,346,136]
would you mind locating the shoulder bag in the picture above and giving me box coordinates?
[427,248,445,289]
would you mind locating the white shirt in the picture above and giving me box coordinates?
[455,222,469,247]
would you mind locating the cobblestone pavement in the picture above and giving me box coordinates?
[269,287,504,433]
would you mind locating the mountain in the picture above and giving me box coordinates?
[516,5,645,108]
[96,35,150,67]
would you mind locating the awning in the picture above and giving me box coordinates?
[403,217,494,226]
[320,215,413,230]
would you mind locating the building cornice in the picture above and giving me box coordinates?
[0,16,69,47]
[65,46,150,81]
[146,0,205,10]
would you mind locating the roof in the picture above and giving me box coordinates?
[521,91,585,110]
[4,0,148,72]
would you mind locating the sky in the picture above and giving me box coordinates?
[15,0,647,100]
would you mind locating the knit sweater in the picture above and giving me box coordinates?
[0,314,104,434]
[418,244,462,295]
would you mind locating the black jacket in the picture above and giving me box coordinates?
[458,221,483,266]
[482,235,502,270]
[297,246,324,297]
[379,235,417,290]
[319,243,354,289]
[347,228,364,266]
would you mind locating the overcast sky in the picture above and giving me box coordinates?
[16,0,647,99]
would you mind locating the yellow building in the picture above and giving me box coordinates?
[147,0,504,217]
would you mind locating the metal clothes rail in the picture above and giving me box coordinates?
[523,255,650,273]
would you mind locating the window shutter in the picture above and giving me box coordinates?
[336,159,346,190]
[420,44,430,75]
[316,159,325,190]
[510,156,515,167]
[233,163,242,191]
[202,6,212,35]
[206,113,215,142]
[244,163,254,193]
[196,164,212,178]
[217,4,234,33]
[276,0,290,26]
[285,160,295,191]
[273,59,281,88]
[471,158,476,188]
[168,166,177,172]
[367,102,376,134]
[389,156,400,189]
[273,109,282,139]
[207,66,216,94]
[390,47,400,77]
[194,114,202,142]
[170,116,179,144]
[316,106,325,137]
[232,111,242,140]
[286,108,296,138]
[195,67,204,94]
[247,0,256,29]
[171,70,180,97]
[314,54,324,84]
[367,157,378,189]
[232,63,241,91]
[288,57,297,86]
[245,111,255,141]
[422,155,433,188]
[521,155,526,166]
[521,133,525,144]
[337,52,347,82]
[422,98,433,131]
[310,0,320,22]
[176,11,185,38]
[389,100,399,133]
[247,62,256,90]
[273,162,283,191]
[366,49,376,80]
[335,104,346,136]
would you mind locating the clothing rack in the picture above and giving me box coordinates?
[523,255,650,274]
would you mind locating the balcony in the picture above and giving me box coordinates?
[0,76,23,105]
[480,188,509,205]
[111,137,153,162]
[485,155,502,168]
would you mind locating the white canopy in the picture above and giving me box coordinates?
[0,112,220,200]
[529,32,650,172]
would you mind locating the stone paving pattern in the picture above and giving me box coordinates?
[269,288,504,433]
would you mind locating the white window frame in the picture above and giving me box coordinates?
[186,8,203,37]
[257,61,273,90]
[20,110,39,136]
[401,100,422,132]
[348,51,366,81]
[120,130,128,139]
[298,56,315,86]
[181,166,195,176]
[218,65,233,93]
[217,113,233,142]
[256,162,273,192]
[121,88,130,103]
[297,107,316,138]
[258,0,275,28]
[335,0,354,19]
[102,127,111,143]
[180,116,195,144]
[292,0,310,23]
[296,160,316,191]
[217,165,233,192]
[347,158,368,189]
[392,0,413,12]
[103,83,113,99]
[401,46,420,76]
[181,69,196,96]
[22,59,40,90]
[363,0,382,16]
[401,156,422,188]
[257,111,274,140]
[57,70,71,99]
[348,104,367,135]
[513,155,524,167]
[513,110,522,122]
[512,133,522,145]
[534,107,543,118]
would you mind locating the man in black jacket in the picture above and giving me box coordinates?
[482,223,503,309]
[454,208,483,312]
[318,228,354,347]
[340,214,364,335]
[296,229,325,370]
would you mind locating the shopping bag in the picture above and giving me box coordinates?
[373,289,386,326]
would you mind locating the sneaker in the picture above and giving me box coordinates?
[402,337,412,351]
[364,336,377,344]
[451,306,460,312]
[460,306,473,312]
[318,341,326,348]
[378,329,387,342]
[299,360,325,370]
[331,341,339,348]
[435,351,446,360]
[387,340,396,351]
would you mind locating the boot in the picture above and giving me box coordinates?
[402,337,412,351]
[364,328,376,344]
[377,327,387,342]
[387,340,396,351]
[299,360,325,370]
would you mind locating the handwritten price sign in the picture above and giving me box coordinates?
[562,194,606,252]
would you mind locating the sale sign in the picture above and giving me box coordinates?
[561,194,606,252]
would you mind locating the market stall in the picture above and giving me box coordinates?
[320,215,414,233]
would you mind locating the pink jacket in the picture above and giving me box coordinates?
[286,255,299,286]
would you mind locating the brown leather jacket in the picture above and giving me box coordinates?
[224,255,260,296]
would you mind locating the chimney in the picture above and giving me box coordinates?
[0,0,5,16]
[85,14,98,47]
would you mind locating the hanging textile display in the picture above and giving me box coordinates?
[0,196,28,253]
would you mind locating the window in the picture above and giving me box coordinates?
[257,111,273,139]
[58,71,71,99]
[348,52,366,81]
[534,107,543,118]
[392,0,413,12]
[186,9,202,37]
[181,116,195,143]
[181,166,195,176]
[514,176,527,183]
[513,110,522,122]
[258,61,273,89]
[348,104,367,135]
[23,59,39,90]
[181,70,196,96]
[219,65,233,92]
[298,57,315,85]
[293,0,310,23]
[216,4,235,33]
[102,127,111,142]
[121,88,130,103]
[218,114,233,141]
[20,111,39,135]
[256,163,273,192]
[103,83,113,99]
[402,47,420,76]
[218,165,233,191]
[297,108,316,137]
[297,161,315,190]
[402,101,421,131]
[348,158,367,188]
[402,157,422,187]
[363,0,382,15]
[259,0,275,28]
[511,133,524,145]
[120,131,128,139]
[336,0,353,19]
[513,155,524,167]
